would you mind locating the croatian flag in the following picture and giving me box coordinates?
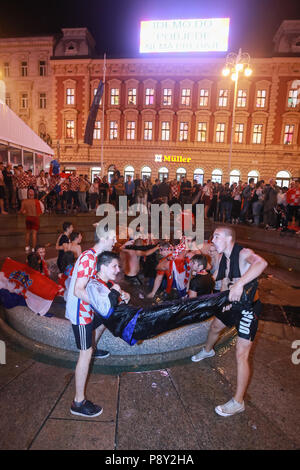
[0,258,60,315]
[84,80,104,145]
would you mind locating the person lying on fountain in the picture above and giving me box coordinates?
[86,251,258,347]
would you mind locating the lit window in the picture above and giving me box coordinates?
[145,88,154,105]
[234,123,244,143]
[109,121,118,139]
[199,89,209,107]
[287,89,298,108]
[66,88,75,105]
[256,89,266,108]
[39,60,46,76]
[110,88,119,105]
[126,121,136,140]
[144,121,153,140]
[21,61,28,77]
[128,88,136,105]
[181,88,191,106]
[252,124,263,144]
[20,93,28,109]
[93,121,101,140]
[197,122,207,142]
[218,89,228,107]
[39,93,47,109]
[212,169,222,184]
[161,121,170,141]
[66,120,75,139]
[93,88,102,105]
[216,123,225,142]
[163,88,172,106]
[283,125,294,145]
[237,90,247,107]
[179,122,188,141]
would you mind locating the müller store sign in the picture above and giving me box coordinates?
[155,154,192,163]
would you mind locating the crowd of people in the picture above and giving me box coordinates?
[0,162,299,231]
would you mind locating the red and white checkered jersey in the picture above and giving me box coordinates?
[65,249,97,325]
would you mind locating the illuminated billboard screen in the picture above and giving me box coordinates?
[140,18,230,53]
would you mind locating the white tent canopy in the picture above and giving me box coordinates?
[0,101,54,158]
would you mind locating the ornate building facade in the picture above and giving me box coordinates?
[1,23,300,185]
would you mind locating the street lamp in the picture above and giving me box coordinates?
[222,49,252,176]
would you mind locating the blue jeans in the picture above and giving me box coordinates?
[252,201,263,225]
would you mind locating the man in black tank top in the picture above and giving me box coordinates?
[191,226,268,417]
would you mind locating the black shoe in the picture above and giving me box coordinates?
[92,348,110,359]
[70,400,103,417]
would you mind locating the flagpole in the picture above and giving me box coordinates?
[100,53,106,178]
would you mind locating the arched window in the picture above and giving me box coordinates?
[212,168,223,183]
[229,169,241,185]
[158,166,169,182]
[276,170,291,188]
[141,166,152,180]
[124,165,135,180]
[248,170,259,184]
[91,167,101,182]
[193,168,204,185]
[176,167,187,182]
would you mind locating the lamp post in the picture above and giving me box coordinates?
[222,49,252,178]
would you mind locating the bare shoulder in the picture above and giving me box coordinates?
[240,247,265,264]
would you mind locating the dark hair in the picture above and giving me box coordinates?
[70,231,80,242]
[60,251,75,273]
[62,221,72,232]
[191,254,208,269]
[27,253,41,272]
[96,251,119,272]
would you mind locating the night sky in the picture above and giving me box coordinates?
[0,0,299,57]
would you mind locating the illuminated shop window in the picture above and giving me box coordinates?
[248,170,259,184]
[176,167,187,181]
[211,169,222,183]
[158,167,169,182]
[276,171,291,188]
[229,169,240,185]
[193,168,204,185]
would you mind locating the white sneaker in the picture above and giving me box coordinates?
[215,398,245,417]
[191,347,215,362]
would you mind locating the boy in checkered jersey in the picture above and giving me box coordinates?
[66,224,117,418]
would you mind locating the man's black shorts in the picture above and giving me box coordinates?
[215,300,262,341]
[72,315,103,350]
